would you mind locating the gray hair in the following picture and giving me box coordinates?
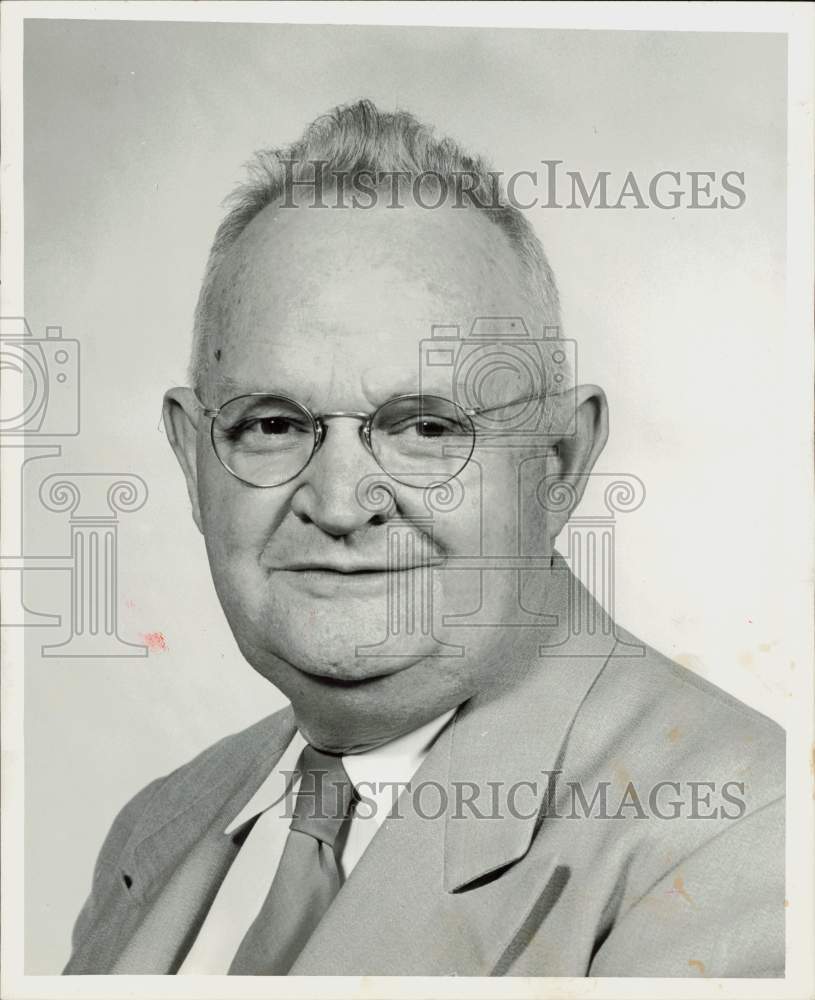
[189,99,560,389]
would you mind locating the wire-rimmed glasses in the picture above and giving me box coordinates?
[198,392,478,488]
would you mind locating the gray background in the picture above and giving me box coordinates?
[23,20,786,972]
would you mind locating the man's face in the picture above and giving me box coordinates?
[167,198,597,750]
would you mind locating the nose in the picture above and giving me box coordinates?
[289,419,395,536]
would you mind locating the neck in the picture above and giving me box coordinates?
[289,683,468,754]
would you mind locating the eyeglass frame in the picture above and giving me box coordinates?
[194,390,553,489]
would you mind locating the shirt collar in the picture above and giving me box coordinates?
[224,708,456,836]
[341,707,456,792]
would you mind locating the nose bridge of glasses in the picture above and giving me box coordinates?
[314,412,374,453]
[318,411,371,422]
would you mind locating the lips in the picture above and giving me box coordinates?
[276,560,444,574]
[269,563,442,600]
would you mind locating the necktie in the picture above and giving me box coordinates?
[228,744,356,976]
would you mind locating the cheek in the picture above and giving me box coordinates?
[425,454,553,558]
[477,452,554,552]
[196,451,290,565]
[430,458,519,554]
[389,468,483,557]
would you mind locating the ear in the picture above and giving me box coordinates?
[545,384,609,535]
[162,387,204,533]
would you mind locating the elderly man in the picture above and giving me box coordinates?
[64,101,784,978]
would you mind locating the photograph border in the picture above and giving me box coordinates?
[1,3,812,999]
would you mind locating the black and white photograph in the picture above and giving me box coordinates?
[1,3,813,998]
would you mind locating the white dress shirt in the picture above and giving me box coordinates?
[178,708,456,974]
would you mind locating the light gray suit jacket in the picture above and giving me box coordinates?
[64,583,785,978]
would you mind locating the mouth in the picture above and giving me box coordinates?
[273,564,436,597]
[293,663,407,687]
[279,561,444,574]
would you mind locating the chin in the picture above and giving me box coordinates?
[249,599,441,677]
[263,633,432,684]
[270,658,449,755]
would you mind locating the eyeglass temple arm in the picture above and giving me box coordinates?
[190,392,219,418]
[465,389,567,418]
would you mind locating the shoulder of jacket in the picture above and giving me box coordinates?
[110,703,296,842]
[567,626,785,801]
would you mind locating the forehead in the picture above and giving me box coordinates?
[206,200,537,402]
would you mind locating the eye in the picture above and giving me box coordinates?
[385,416,458,437]
[223,415,311,443]
[379,406,471,440]
[254,417,295,436]
[412,419,454,438]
